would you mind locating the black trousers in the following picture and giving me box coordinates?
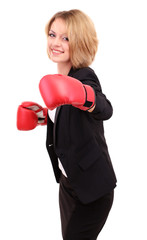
[59,174,114,240]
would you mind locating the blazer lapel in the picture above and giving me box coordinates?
[54,106,61,123]
[53,106,61,147]
[53,67,77,147]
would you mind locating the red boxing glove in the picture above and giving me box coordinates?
[17,102,47,130]
[39,74,95,111]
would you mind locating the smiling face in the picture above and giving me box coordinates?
[46,10,98,70]
[47,18,71,67]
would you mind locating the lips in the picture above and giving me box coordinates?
[51,48,64,54]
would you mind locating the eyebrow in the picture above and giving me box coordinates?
[49,29,68,36]
[49,30,55,34]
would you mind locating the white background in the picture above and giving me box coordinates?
[0,0,147,239]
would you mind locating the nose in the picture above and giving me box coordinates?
[53,36,61,46]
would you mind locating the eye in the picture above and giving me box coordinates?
[49,33,56,38]
[63,37,69,41]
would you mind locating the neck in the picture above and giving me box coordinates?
[57,62,72,75]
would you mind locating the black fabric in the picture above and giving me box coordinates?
[46,115,61,182]
[59,174,114,240]
[46,67,117,204]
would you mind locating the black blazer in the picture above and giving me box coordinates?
[46,67,117,204]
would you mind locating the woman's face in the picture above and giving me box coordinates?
[47,18,71,65]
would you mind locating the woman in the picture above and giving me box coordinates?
[17,9,117,240]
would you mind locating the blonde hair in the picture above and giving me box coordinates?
[45,9,98,69]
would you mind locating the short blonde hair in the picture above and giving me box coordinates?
[45,9,98,69]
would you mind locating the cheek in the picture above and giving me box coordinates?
[64,43,70,54]
[47,40,51,48]
[47,38,52,48]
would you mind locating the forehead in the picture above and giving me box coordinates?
[50,18,67,34]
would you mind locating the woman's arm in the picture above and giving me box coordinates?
[73,68,113,120]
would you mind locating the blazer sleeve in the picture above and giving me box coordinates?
[73,68,113,120]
